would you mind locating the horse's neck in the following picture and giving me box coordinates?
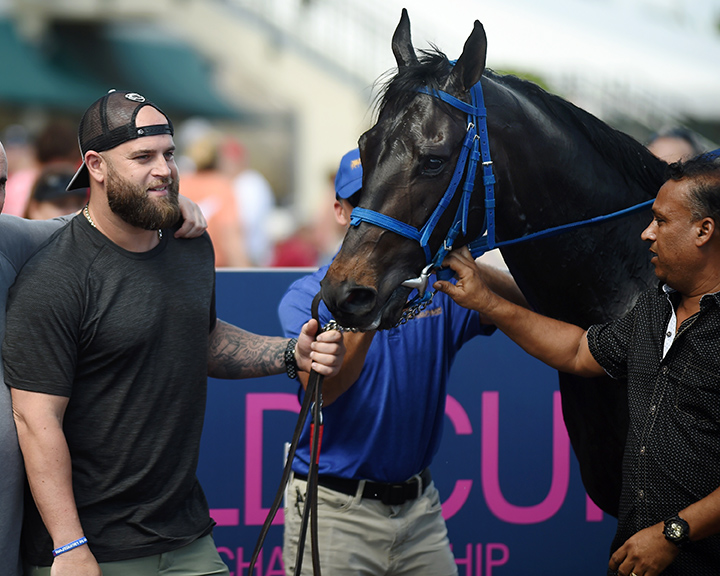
[478,75,665,325]
[482,76,664,234]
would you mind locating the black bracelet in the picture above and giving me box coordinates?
[285,338,298,380]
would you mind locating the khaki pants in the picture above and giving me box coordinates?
[283,475,457,576]
[26,534,229,576]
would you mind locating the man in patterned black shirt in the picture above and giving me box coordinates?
[434,152,720,576]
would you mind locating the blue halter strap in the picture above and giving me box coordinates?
[349,80,494,277]
[467,147,720,255]
[348,75,689,305]
[701,148,720,162]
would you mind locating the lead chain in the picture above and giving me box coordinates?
[394,290,435,327]
[321,319,359,333]
[322,289,435,333]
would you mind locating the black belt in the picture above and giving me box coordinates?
[294,468,431,506]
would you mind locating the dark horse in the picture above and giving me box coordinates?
[320,9,668,517]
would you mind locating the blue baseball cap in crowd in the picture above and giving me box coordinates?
[334,148,363,200]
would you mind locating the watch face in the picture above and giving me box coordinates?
[668,522,683,539]
[664,516,689,545]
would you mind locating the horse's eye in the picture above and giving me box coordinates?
[421,157,445,176]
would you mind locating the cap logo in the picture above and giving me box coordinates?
[350,158,362,170]
[125,93,146,103]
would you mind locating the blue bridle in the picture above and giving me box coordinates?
[349,80,495,305]
[350,81,494,290]
[348,77,699,306]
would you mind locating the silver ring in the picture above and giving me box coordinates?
[631,572,638,576]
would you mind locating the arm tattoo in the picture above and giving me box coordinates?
[208,319,288,379]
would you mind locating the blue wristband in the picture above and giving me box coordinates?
[52,536,88,557]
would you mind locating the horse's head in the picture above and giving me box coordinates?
[321,9,489,330]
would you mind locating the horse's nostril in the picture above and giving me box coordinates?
[341,287,376,313]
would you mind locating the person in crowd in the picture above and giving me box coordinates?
[33,118,80,169]
[180,129,249,267]
[2,124,37,217]
[0,137,208,576]
[270,217,321,267]
[309,168,349,266]
[279,148,527,576]
[24,164,87,220]
[3,119,80,217]
[218,136,276,266]
[434,152,720,576]
[646,126,707,163]
[3,90,345,576]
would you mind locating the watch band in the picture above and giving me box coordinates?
[285,338,299,379]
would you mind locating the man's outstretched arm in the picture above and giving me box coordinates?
[207,318,345,380]
[434,247,604,377]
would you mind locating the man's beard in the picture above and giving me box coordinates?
[106,161,181,231]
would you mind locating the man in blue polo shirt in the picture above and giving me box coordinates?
[279,148,527,575]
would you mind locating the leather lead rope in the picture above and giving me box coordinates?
[294,363,323,575]
[248,292,325,575]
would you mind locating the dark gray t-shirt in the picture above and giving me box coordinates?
[3,215,217,565]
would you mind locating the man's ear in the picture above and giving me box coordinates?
[697,217,716,246]
[85,151,105,185]
[334,199,351,227]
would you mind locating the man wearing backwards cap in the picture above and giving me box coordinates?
[279,148,526,576]
[0,135,207,576]
[3,90,345,576]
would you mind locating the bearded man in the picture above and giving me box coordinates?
[0,135,210,576]
[3,91,345,576]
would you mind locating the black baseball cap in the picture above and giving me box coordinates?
[67,90,174,191]
[33,166,86,202]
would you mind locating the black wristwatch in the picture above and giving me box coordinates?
[663,515,690,548]
[284,338,298,380]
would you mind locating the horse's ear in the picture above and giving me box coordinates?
[392,8,418,67]
[448,20,487,92]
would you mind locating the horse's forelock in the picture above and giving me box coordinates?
[375,48,454,119]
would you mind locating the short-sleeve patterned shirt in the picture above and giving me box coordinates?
[588,283,720,575]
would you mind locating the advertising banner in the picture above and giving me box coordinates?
[199,270,617,575]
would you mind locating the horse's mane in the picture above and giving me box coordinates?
[492,72,664,189]
[376,48,665,194]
